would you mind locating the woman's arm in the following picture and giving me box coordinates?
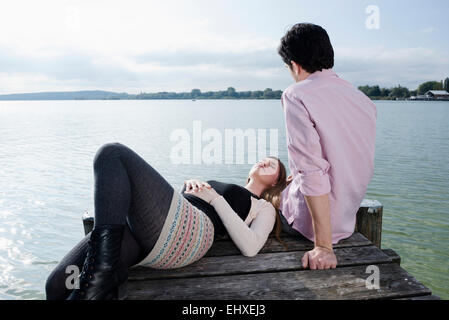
[209,196,276,257]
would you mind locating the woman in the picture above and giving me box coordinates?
[45,142,287,300]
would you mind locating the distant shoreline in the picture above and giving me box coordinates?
[1,97,448,102]
[0,97,283,101]
[2,77,447,101]
[0,89,448,102]
[0,88,283,101]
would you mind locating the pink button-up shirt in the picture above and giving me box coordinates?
[280,68,377,244]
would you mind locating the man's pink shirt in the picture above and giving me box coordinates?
[280,68,377,244]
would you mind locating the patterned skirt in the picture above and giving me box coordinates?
[137,191,215,269]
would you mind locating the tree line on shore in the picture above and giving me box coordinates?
[358,77,449,100]
[133,78,449,101]
[133,87,282,100]
[2,78,447,101]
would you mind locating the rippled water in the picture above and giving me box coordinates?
[0,99,448,299]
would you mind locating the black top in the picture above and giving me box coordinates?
[181,180,260,238]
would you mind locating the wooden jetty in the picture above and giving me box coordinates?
[83,199,440,300]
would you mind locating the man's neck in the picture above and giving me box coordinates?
[296,70,311,82]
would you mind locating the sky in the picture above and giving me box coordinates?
[0,0,448,94]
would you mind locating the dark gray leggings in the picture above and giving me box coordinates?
[45,142,175,300]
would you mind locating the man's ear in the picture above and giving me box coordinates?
[290,61,301,75]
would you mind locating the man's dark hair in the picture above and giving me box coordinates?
[278,23,334,74]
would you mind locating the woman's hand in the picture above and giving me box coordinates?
[184,179,211,192]
[184,182,220,204]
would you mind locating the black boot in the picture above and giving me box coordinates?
[67,224,128,300]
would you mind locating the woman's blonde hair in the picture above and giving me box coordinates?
[247,156,288,249]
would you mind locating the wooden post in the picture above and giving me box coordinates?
[355,199,383,248]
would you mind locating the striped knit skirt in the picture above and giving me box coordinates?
[137,191,215,269]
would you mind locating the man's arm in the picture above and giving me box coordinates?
[282,91,337,269]
[304,193,332,250]
[302,193,337,269]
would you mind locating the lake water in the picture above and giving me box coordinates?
[0,99,448,300]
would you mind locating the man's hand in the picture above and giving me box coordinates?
[302,247,338,270]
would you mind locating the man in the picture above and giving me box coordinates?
[277,23,377,270]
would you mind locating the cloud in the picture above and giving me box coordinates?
[420,27,438,34]
[1,1,447,94]
[0,0,286,94]
[134,49,282,69]
[1,42,448,94]
[0,47,144,93]
[0,45,289,94]
[335,46,449,89]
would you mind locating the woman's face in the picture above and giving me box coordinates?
[249,157,280,187]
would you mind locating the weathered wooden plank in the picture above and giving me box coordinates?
[129,245,391,281]
[355,199,383,248]
[396,294,441,300]
[382,248,401,265]
[206,232,371,257]
[126,263,431,300]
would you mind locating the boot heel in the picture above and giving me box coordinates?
[118,281,128,300]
